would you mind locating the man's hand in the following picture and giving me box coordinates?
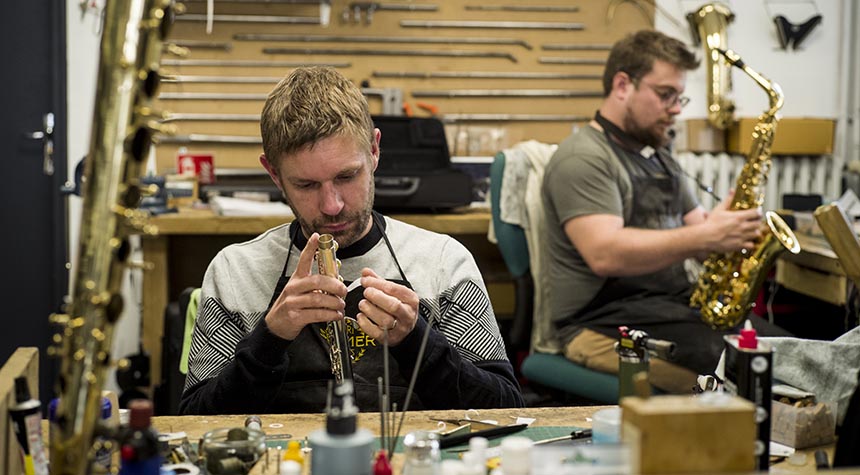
[356,268,419,346]
[702,191,764,253]
[265,233,348,341]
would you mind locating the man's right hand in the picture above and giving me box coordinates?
[701,192,764,253]
[265,233,348,341]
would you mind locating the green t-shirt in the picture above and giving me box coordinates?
[541,125,698,341]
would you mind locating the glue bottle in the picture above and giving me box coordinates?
[9,377,48,475]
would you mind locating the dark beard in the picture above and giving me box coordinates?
[623,115,668,149]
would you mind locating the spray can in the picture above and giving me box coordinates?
[8,377,49,475]
[724,320,772,470]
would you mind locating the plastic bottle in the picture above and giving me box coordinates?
[117,399,162,475]
[9,377,48,475]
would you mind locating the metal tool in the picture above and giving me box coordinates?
[401,19,585,30]
[542,43,612,50]
[373,70,600,80]
[262,47,517,63]
[162,75,282,84]
[234,33,533,50]
[539,57,607,65]
[162,113,260,122]
[176,13,320,24]
[442,113,590,122]
[167,39,232,51]
[429,418,499,431]
[465,5,580,12]
[159,88,403,116]
[157,134,263,145]
[344,2,438,24]
[161,58,351,68]
[533,429,593,446]
[182,0,323,3]
[411,89,602,98]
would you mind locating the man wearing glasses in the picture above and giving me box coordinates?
[542,30,790,393]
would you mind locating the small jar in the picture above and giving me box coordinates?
[402,430,441,475]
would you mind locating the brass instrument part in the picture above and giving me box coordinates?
[814,203,860,286]
[50,1,175,473]
[690,48,800,330]
[316,234,354,384]
[688,3,735,129]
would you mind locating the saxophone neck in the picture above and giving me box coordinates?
[718,48,785,114]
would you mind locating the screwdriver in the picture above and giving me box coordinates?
[533,428,592,446]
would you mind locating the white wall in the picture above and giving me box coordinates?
[658,0,844,119]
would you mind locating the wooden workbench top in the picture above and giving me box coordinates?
[148,206,491,236]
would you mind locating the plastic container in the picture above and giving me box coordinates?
[592,407,622,444]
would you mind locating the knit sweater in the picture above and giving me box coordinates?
[180,215,523,414]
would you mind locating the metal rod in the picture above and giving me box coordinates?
[161,59,351,67]
[372,70,600,80]
[411,89,602,98]
[183,0,323,3]
[163,75,281,84]
[542,43,613,51]
[442,113,591,122]
[464,5,580,12]
[157,134,263,144]
[539,57,607,65]
[176,13,320,24]
[234,33,533,50]
[262,47,517,63]
[361,2,438,12]
[159,92,269,100]
[162,113,261,122]
[400,19,585,30]
[168,39,233,51]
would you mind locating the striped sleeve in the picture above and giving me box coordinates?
[428,279,509,363]
[184,296,261,389]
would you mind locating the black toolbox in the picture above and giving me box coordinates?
[372,115,473,212]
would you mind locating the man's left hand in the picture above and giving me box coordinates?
[356,268,419,346]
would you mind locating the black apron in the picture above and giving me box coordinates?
[263,211,423,412]
[573,112,726,374]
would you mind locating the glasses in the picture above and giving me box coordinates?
[637,80,690,109]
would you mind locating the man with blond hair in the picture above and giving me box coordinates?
[181,67,523,414]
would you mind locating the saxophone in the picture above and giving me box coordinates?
[317,234,354,384]
[690,48,800,330]
[49,1,176,473]
[688,3,735,129]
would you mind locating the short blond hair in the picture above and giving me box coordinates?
[261,67,373,170]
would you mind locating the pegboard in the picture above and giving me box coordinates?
[155,0,654,173]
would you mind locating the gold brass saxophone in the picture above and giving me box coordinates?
[688,3,736,129]
[49,1,176,473]
[690,48,800,330]
[317,234,354,384]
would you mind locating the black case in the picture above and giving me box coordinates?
[373,115,473,212]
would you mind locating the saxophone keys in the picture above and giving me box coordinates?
[49,313,71,325]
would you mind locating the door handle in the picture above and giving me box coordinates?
[24,112,55,175]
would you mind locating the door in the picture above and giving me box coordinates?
[0,0,67,407]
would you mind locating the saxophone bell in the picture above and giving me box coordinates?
[688,3,736,129]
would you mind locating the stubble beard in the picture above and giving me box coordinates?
[286,174,375,248]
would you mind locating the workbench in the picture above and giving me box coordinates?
[150,406,839,475]
[141,207,509,386]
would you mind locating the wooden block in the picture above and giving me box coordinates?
[0,347,40,475]
[621,394,756,474]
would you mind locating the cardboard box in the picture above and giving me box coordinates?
[680,118,727,153]
[771,401,836,449]
[621,394,756,474]
[728,118,835,155]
